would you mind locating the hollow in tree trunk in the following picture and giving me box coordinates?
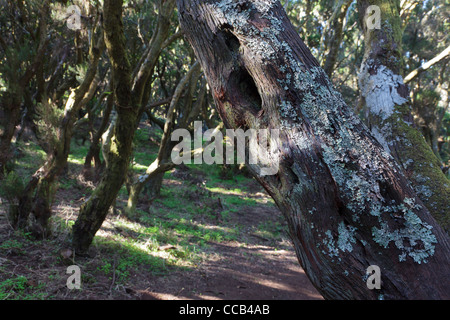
[177,0,450,300]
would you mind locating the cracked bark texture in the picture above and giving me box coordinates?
[177,0,450,299]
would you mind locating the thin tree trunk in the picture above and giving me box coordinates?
[72,0,177,253]
[0,98,22,176]
[404,45,450,84]
[16,27,104,237]
[357,0,450,234]
[320,0,353,77]
[177,0,450,300]
[125,61,201,216]
[72,0,141,253]
[83,88,114,178]
[0,1,49,178]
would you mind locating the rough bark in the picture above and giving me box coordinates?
[357,0,450,234]
[177,0,450,299]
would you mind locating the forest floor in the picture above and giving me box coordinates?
[0,125,322,300]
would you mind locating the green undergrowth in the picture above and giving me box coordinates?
[1,125,284,299]
[0,276,48,300]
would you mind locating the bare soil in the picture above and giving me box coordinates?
[0,174,322,300]
[139,206,322,300]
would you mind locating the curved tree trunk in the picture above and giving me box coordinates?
[72,0,139,253]
[125,61,201,216]
[357,0,450,234]
[16,34,104,237]
[72,0,177,253]
[320,0,353,77]
[83,88,114,179]
[177,0,450,299]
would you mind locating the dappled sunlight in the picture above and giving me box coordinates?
[2,132,320,300]
[205,185,274,206]
[93,216,198,270]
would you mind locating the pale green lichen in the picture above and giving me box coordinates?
[323,230,339,258]
[371,198,437,264]
[321,222,358,258]
[337,222,357,253]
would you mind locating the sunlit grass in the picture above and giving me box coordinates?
[4,122,286,294]
[14,141,46,174]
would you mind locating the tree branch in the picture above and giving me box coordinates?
[404,45,450,84]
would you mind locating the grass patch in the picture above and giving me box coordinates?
[0,121,288,300]
[0,276,48,300]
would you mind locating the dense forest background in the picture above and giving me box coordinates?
[0,0,449,300]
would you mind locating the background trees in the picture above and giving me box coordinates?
[0,0,449,300]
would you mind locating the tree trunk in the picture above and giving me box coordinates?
[320,0,353,77]
[177,0,450,299]
[72,0,140,253]
[83,89,114,179]
[16,33,104,237]
[72,0,177,253]
[357,0,450,234]
[403,45,450,85]
[0,1,49,178]
[0,97,22,176]
[125,61,201,216]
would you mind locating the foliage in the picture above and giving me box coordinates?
[0,276,47,300]
[35,100,65,150]
[0,171,25,205]
[0,0,448,299]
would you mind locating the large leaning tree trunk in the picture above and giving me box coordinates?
[357,0,450,234]
[177,0,450,299]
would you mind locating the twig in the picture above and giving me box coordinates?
[109,256,117,296]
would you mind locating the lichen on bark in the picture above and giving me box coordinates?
[178,0,450,299]
[357,0,450,234]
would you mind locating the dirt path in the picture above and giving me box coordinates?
[139,243,322,300]
[138,206,322,300]
[0,179,323,300]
